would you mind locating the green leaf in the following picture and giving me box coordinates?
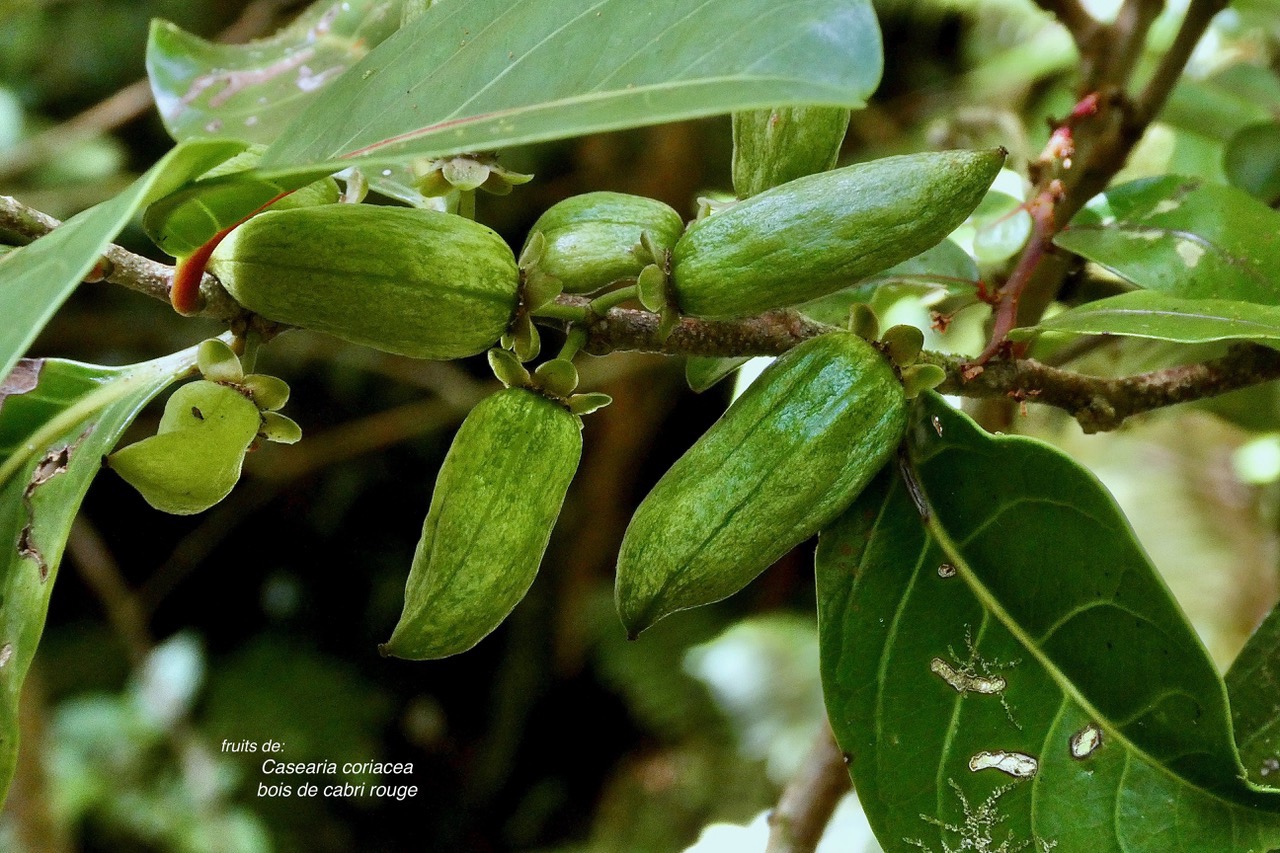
[1227,601,1280,786]
[259,0,882,170]
[0,348,197,804]
[817,395,1280,853]
[1055,176,1280,304]
[1011,291,1280,346]
[0,139,245,382]
[146,3,405,145]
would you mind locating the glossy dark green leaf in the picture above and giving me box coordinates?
[1227,601,1280,786]
[0,139,244,382]
[817,395,1280,853]
[146,3,405,145]
[1054,176,1280,304]
[0,348,197,804]
[260,0,881,169]
[1011,291,1280,346]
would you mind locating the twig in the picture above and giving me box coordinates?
[0,195,246,322]
[1032,0,1099,45]
[765,724,851,853]
[1132,0,1229,127]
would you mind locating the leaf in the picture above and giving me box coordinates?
[817,395,1280,853]
[1227,601,1280,786]
[1054,176,1280,304]
[146,2,405,145]
[0,347,197,804]
[260,0,882,169]
[0,139,245,382]
[1010,291,1280,347]
[146,0,882,258]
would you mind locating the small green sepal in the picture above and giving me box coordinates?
[522,268,564,313]
[197,339,243,384]
[567,392,613,415]
[900,363,947,398]
[637,264,669,313]
[512,314,541,362]
[533,359,580,398]
[488,348,532,388]
[849,304,880,341]
[260,411,303,444]
[519,230,547,269]
[240,374,290,411]
[882,324,925,366]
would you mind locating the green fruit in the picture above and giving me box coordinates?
[382,388,582,660]
[732,106,850,198]
[108,380,262,515]
[670,149,1005,319]
[210,205,520,360]
[615,332,907,635]
[523,192,685,294]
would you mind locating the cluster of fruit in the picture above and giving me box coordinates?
[114,107,1004,657]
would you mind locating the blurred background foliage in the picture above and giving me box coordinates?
[1,0,1279,850]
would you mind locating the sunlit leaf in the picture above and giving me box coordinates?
[1055,176,1280,304]
[0,347,197,803]
[817,395,1280,853]
[0,139,244,381]
[262,0,881,169]
[1011,291,1280,347]
[146,2,405,145]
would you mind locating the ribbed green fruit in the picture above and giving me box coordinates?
[382,388,582,660]
[108,380,261,515]
[671,148,1005,319]
[615,332,907,636]
[210,205,520,359]
[523,191,686,293]
[732,106,850,199]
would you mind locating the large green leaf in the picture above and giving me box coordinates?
[1011,291,1280,347]
[1227,601,1280,786]
[817,395,1280,853]
[0,139,245,382]
[260,0,881,169]
[0,347,198,804]
[147,2,405,145]
[1055,176,1280,304]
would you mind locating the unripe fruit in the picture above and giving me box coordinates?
[732,106,850,198]
[210,205,520,360]
[670,149,1005,319]
[382,388,582,660]
[615,332,907,636]
[108,380,261,515]
[523,192,685,294]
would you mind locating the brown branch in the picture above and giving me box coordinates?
[765,724,851,853]
[928,344,1280,433]
[0,194,247,322]
[1132,0,1229,127]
